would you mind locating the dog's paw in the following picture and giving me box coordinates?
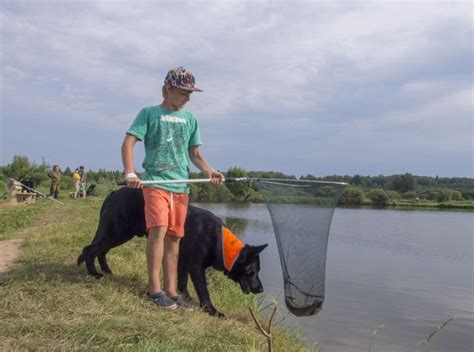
[214,311,226,319]
[202,304,226,319]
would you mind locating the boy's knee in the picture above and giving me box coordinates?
[166,234,181,242]
[148,226,168,238]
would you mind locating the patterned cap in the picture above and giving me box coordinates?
[164,66,203,92]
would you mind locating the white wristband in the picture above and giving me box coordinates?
[125,173,137,180]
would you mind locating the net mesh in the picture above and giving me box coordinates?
[254,179,345,316]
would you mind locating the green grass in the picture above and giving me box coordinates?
[0,196,311,351]
[353,198,474,210]
[0,200,53,239]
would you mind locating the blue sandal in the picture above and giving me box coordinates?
[148,292,177,309]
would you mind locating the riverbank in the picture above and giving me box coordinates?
[366,199,474,210]
[0,197,312,351]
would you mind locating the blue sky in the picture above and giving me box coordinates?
[1,1,472,177]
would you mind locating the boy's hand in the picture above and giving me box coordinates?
[208,170,225,185]
[124,173,142,188]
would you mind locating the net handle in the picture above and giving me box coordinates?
[117,177,348,186]
[116,177,244,186]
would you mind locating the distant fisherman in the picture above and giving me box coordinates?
[48,165,62,199]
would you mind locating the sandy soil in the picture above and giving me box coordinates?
[0,239,25,274]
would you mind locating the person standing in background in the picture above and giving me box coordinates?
[79,166,87,198]
[72,168,81,199]
[48,165,62,199]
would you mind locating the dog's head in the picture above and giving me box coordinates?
[227,244,268,294]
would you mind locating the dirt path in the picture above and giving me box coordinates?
[0,238,25,274]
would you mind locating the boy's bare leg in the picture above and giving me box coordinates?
[147,226,168,294]
[163,235,181,297]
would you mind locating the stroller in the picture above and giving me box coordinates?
[69,183,96,198]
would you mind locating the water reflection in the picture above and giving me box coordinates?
[224,217,249,237]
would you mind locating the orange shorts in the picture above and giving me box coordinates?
[142,187,189,237]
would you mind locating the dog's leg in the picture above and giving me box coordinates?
[177,260,191,301]
[98,253,112,274]
[95,230,135,275]
[78,243,103,278]
[189,266,225,318]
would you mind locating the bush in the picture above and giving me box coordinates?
[190,183,234,202]
[367,189,389,206]
[339,188,364,205]
[461,189,474,200]
[402,191,418,200]
[451,190,463,201]
[426,189,451,202]
[385,190,401,200]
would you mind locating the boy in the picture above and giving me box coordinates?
[121,66,224,310]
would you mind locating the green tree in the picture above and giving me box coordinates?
[351,174,361,186]
[225,167,253,202]
[1,155,32,180]
[391,173,416,193]
[0,155,48,186]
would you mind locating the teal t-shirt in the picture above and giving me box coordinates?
[127,105,202,193]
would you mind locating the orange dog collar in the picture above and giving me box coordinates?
[222,227,245,271]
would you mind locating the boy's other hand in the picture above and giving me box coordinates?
[208,170,225,185]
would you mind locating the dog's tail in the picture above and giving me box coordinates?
[77,253,85,266]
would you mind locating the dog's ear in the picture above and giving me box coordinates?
[250,244,268,256]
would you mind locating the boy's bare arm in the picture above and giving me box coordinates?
[188,146,224,184]
[121,134,142,188]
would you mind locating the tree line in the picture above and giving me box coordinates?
[1,155,473,205]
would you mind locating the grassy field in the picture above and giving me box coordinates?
[0,195,313,351]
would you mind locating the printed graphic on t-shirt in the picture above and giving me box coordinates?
[149,115,188,173]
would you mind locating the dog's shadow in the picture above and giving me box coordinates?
[0,258,147,296]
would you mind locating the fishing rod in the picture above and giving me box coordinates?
[8,177,64,205]
[1,166,39,199]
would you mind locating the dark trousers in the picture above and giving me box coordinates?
[50,182,60,199]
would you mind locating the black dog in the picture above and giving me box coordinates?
[78,187,267,317]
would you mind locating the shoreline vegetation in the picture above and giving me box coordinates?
[1,155,473,211]
[0,196,313,351]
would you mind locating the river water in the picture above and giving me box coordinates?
[196,203,473,352]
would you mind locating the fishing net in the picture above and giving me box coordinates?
[254,179,346,317]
